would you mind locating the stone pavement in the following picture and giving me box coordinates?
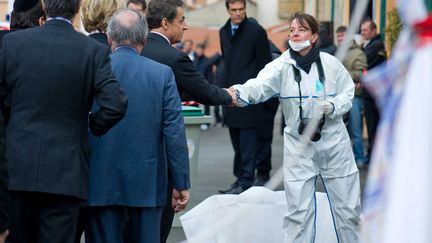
[167,110,369,243]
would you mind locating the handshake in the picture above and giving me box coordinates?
[224,86,238,106]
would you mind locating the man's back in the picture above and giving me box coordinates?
[0,19,127,199]
[88,47,189,206]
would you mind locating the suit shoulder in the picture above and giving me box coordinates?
[141,56,173,73]
[76,32,110,50]
[142,39,184,64]
[3,26,40,40]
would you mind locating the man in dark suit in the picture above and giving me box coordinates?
[219,0,272,194]
[142,1,234,242]
[0,0,46,126]
[85,9,189,243]
[360,19,387,163]
[0,0,128,242]
[0,113,8,243]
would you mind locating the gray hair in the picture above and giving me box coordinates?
[107,8,148,46]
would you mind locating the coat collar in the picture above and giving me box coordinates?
[44,19,74,30]
[147,32,171,45]
[113,46,139,54]
[222,17,248,38]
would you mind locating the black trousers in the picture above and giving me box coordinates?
[7,191,81,243]
[229,127,257,187]
[255,99,279,177]
[159,170,174,243]
[363,94,380,159]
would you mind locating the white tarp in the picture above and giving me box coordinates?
[180,187,337,243]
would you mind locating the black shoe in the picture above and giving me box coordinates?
[223,185,246,194]
[219,183,238,194]
[252,175,269,187]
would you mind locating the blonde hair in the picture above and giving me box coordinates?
[81,0,125,32]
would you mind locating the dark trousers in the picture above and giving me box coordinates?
[229,127,257,187]
[85,206,162,243]
[160,170,174,243]
[363,94,380,159]
[255,99,279,177]
[214,106,222,123]
[7,190,81,243]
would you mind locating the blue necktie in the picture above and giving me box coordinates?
[232,26,238,36]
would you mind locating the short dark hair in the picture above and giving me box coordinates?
[336,25,347,33]
[225,0,246,9]
[42,0,80,20]
[10,1,45,29]
[361,19,377,30]
[146,0,183,30]
[288,12,319,35]
[127,0,147,9]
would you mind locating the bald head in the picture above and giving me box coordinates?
[107,8,148,50]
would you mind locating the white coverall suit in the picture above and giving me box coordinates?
[234,51,361,243]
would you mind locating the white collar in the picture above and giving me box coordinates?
[47,17,72,25]
[150,31,171,45]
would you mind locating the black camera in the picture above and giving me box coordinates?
[298,116,325,142]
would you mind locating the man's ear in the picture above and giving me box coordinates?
[161,18,169,30]
[108,35,114,50]
[38,16,46,26]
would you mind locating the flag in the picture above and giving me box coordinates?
[361,0,431,242]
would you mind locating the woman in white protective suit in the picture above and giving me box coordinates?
[230,12,361,243]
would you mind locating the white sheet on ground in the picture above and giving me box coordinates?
[180,186,337,243]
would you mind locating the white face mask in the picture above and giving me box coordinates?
[289,40,311,52]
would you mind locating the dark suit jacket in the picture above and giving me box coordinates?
[363,35,387,70]
[141,33,231,105]
[362,35,387,99]
[0,19,128,199]
[220,18,272,127]
[88,47,190,207]
[89,32,109,47]
[0,112,7,233]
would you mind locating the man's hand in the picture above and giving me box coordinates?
[172,189,190,213]
[224,87,237,106]
[0,230,9,243]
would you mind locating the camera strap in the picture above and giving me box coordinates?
[292,56,325,120]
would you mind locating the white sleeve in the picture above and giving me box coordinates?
[232,58,283,107]
[327,59,355,119]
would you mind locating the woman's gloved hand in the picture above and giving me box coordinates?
[316,100,335,115]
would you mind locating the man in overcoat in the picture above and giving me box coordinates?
[0,0,128,242]
[360,19,387,162]
[219,0,272,194]
[142,1,234,241]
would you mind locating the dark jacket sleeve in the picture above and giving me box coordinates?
[89,47,128,136]
[162,70,190,190]
[173,54,231,106]
[0,112,8,234]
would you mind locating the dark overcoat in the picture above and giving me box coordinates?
[219,18,272,127]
